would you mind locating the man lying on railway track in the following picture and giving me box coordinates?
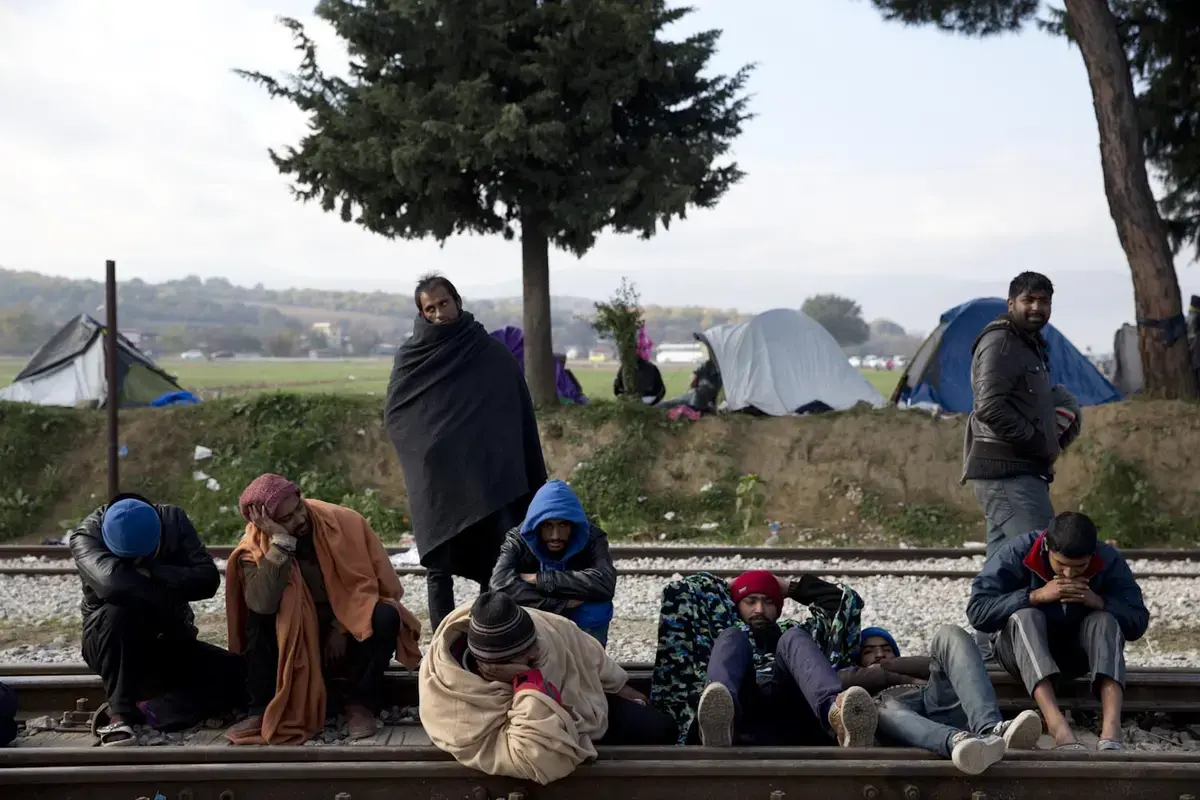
[70,495,245,746]
[224,474,422,744]
[489,480,617,645]
[652,569,868,746]
[839,625,1043,774]
[420,591,677,784]
[967,511,1150,751]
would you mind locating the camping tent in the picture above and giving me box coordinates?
[892,298,1122,413]
[697,308,885,415]
[0,314,187,407]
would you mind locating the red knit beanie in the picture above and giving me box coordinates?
[730,570,783,608]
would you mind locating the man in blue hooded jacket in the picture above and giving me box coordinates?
[489,480,617,645]
[967,511,1149,751]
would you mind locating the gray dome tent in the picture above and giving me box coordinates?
[0,314,185,407]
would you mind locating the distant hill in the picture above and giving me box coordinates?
[0,267,919,358]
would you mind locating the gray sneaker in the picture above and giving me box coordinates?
[950,731,1006,775]
[696,682,735,748]
[992,710,1042,750]
[827,686,877,748]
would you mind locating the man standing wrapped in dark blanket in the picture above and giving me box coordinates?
[385,275,548,632]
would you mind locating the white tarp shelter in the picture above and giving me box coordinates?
[698,308,885,415]
[0,314,184,407]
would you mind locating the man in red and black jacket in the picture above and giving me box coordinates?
[967,512,1149,751]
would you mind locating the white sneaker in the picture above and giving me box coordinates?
[993,710,1042,750]
[696,683,735,747]
[950,732,1006,775]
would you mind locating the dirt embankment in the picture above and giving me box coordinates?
[4,397,1197,545]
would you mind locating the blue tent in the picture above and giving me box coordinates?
[892,297,1122,413]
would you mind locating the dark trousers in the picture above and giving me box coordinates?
[245,601,401,714]
[81,604,245,720]
[596,694,678,745]
[704,627,840,746]
[425,495,532,631]
[0,681,16,747]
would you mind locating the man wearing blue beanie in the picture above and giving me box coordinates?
[837,625,1042,775]
[70,494,245,746]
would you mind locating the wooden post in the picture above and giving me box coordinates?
[105,260,120,500]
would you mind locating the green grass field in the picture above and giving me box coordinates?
[0,356,901,401]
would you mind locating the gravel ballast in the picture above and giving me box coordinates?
[2,560,1198,666]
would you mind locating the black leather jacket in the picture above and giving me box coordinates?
[69,500,220,631]
[489,524,617,614]
[963,317,1059,480]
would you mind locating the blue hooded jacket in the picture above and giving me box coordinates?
[520,479,591,567]
[967,529,1150,640]
[490,480,616,629]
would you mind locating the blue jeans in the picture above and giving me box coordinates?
[580,625,609,647]
[705,626,841,746]
[876,625,1004,757]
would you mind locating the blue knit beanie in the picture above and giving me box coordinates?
[859,626,901,658]
[101,499,161,558]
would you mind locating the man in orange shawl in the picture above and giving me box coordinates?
[224,474,421,744]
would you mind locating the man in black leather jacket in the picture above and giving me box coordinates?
[489,480,617,645]
[69,494,244,745]
[961,272,1082,560]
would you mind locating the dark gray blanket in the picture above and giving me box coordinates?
[384,311,546,561]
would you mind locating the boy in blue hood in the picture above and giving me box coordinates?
[489,480,617,645]
[838,625,1042,774]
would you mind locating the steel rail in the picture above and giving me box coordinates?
[6,544,1200,561]
[3,564,1198,579]
[11,668,1200,719]
[1,756,1198,800]
[6,744,1200,766]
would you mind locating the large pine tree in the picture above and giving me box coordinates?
[238,0,752,405]
[858,0,1198,398]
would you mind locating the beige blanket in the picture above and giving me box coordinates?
[419,606,627,784]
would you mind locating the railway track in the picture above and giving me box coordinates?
[6,544,1200,561]
[9,664,1200,718]
[0,746,1197,799]
[2,545,1198,580]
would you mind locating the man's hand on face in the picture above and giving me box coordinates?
[520,573,538,585]
[1031,578,1082,605]
[1062,578,1105,610]
[477,661,534,684]
[249,506,290,539]
[565,599,583,608]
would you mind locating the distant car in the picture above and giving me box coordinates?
[848,356,863,368]
[180,350,205,360]
[210,350,234,360]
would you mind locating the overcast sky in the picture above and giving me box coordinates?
[1,0,1196,350]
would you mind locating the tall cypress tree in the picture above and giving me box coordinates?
[238,0,752,405]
